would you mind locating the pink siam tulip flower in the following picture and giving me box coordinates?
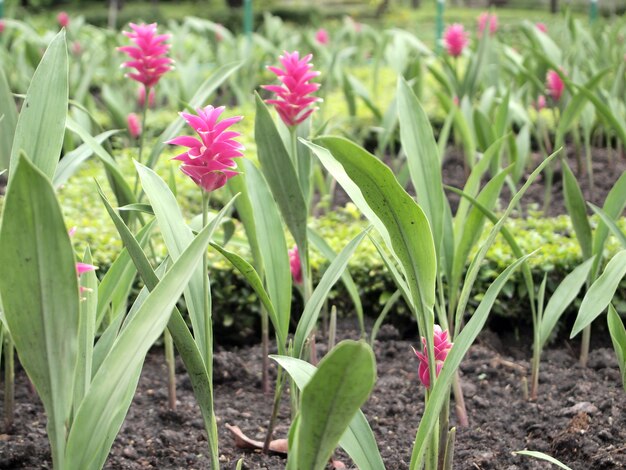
[413,325,453,388]
[168,105,243,193]
[263,51,321,127]
[76,262,97,275]
[443,23,469,57]
[535,94,546,110]
[289,246,302,284]
[477,12,498,36]
[127,113,142,138]
[315,28,329,45]
[118,23,173,89]
[546,69,564,102]
[536,22,548,33]
[57,11,69,28]
[137,85,156,108]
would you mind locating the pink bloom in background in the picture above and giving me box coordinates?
[71,42,82,56]
[289,246,302,284]
[127,113,142,138]
[536,22,548,33]
[546,69,564,101]
[315,28,329,45]
[413,325,453,388]
[535,94,546,110]
[137,85,156,108]
[76,262,97,275]
[477,12,498,36]
[118,23,173,89]
[168,106,243,193]
[443,23,469,57]
[0,20,5,34]
[263,51,321,127]
[452,96,460,106]
[57,11,69,28]
[216,24,224,42]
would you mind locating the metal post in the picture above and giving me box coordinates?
[589,0,598,23]
[436,0,445,54]
[244,0,253,54]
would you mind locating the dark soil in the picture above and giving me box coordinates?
[1,320,624,470]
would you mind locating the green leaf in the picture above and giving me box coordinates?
[607,305,626,392]
[0,67,18,172]
[146,61,242,168]
[540,257,594,348]
[571,250,626,338]
[397,78,444,258]
[136,161,209,362]
[295,341,376,470]
[118,203,155,215]
[588,203,626,249]
[293,229,369,358]
[308,227,365,336]
[271,355,385,470]
[409,254,532,470]
[65,206,219,470]
[308,137,436,321]
[241,160,292,340]
[255,94,308,261]
[0,154,78,467]
[514,450,573,470]
[210,242,285,350]
[562,161,593,260]
[10,30,68,180]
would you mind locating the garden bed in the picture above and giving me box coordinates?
[1,320,624,470]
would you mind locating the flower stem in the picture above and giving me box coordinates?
[133,86,151,194]
[164,328,177,410]
[201,191,219,470]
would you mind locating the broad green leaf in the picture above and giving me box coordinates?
[607,305,626,391]
[0,154,78,467]
[10,30,68,180]
[146,61,242,168]
[136,162,209,362]
[0,67,17,172]
[308,137,436,319]
[308,227,365,336]
[409,254,532,470]
[255,94,308,261]
[271,355,385,470]
[572,250,626,338]
[591,171,626,278]
[589,203,626,249]
[562,161,592,260]
[515,451,573,470]
[294,229,369,358]
[540,257,594,348]
[97,187,220,457]
[53,130,120,188]
[397,78,444,259]
[473,108,496,152]
[241,160,291,340]
[210,242,285,350]
[296,341,376,470]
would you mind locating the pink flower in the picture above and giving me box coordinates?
[215,24,225,42]
[127,113,142,138]
[167,106,243,193]
[535,94,546,110]
[444,23,468,57]
[71,42,82,56]
[262,51,321,127]
[76,262,97,275]
[118,23,173,89]
[289,246,302,284]
[315,28,329,45]
[546,69,564,102]
[0,20,5,34]
[536,22,548,33]
[137,85,156,108]
[413,325,453,388]
[453,95,460,107]
[57,11,69,28]
[477,12,498,36]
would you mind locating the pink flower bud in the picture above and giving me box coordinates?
[413,325,453,388]
[127,113,142,138]
[535,94,546,110]
[315,28,329,46]
[57,11,70,28]
[477,12,498,37]
[0,20,5,34]
[137,85,156,108]
[289,246,302,284]
[535,22,548,34]
[546,69,565,102]
[443,23,468,57]
[167,106,243,193]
